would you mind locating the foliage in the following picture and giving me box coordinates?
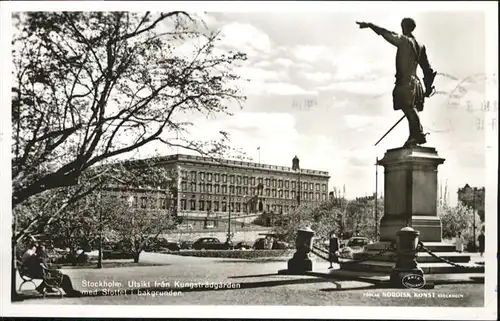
[457,185,485,222]
[272,197,384,243]
[438,202,481,241]
[13,163,178,267]
[12,11,247,208]
[103,190,178,263]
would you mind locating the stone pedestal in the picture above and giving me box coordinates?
[378,146,445,242]
[339,146,484,277]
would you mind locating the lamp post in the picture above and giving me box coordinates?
[226,193,232,244]
[375,157,379,241]
[472,187,477,252]
[97,190,103,268]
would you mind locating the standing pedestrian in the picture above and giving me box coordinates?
[478,229,485,257]
[455,232,465,253]
[328,232,340,269]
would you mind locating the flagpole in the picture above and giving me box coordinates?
[257,146,261,164]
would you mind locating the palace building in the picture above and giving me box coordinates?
[107,154,330,231]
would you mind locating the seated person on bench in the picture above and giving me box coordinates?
[22,243,80,297]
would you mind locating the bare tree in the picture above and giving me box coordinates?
[12,11,247,208]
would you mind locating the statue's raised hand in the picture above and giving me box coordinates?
[356,21,370,29]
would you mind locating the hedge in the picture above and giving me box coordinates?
[164,249,295,259]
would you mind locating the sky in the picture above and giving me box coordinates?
[129,10,495,202]
[1,4,496,203]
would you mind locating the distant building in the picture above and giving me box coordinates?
[110,154,330,230]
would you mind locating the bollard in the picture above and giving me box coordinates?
[281,227,315,274]
[390,227,424,287]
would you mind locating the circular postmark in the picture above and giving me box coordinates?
[402,274,426,289]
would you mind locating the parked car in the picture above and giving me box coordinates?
[192,237,232,250]
[102,248,135,260]
[338,237,370,259]
[234,241,253,250]
[180,241,194,250]
[253,238,266,250]
[253,237,287,250]
[272,240,290,249]
[145,238,180,252]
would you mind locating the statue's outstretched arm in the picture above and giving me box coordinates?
[356,22,402,47]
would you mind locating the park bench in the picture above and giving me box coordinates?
[17,259,64,298]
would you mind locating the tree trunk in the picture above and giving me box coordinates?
[133,251,140,263]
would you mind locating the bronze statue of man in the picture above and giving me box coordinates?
[357,18,437,147]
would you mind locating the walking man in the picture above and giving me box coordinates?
[328,232,340,269]
[478,229,485,257]
[356,18,437,147]
[455,232,465,253]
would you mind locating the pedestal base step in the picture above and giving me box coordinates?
[340,261,484,274]
[365,242,456,253]
[353,251,472,264]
